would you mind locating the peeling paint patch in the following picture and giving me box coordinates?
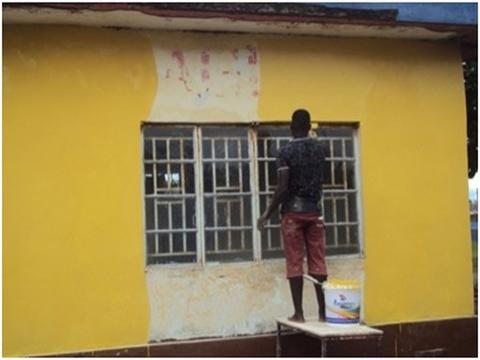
[147,32,260,123]
[201,50,210,65]
[146,257,364,342]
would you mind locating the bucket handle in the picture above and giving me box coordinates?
[303,274,323,288]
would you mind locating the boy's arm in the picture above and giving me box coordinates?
[257,168,289,230]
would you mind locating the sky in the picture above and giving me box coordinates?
[322,2,477,25]
[469,172,479,202]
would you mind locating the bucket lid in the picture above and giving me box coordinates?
[323,278,361,289]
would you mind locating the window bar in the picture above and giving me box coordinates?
[145,159,195,165]
[147,228,199,234]
[168,202,173,253]
[239,142,245,251]
[323,189,357,194]
[149,136,192,141]
[195,127,205,264]
[180,139,187,253]
[227,200,232,251]
[264,139,271,249]
[276,138,284,250]
[342,159,347,190]
[352,128,363,255]
[225,140,230,188]
[166,139,172,254]
[166,139,171,192]
[196,225,253,231]
[249,128,260,260]
[333,193,339,247]
[344,192,350,245]
[330,146,335,187]
[212,139,218,253]
[143,136,150,263]
[152,139,159,255]
[265,140,271,246]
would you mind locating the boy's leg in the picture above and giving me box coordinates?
[305,214,328,321]
[311,274,328,321]
[281,213,306,322]
[288,276,305,322]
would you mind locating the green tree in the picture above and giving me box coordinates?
[464,60,477,179]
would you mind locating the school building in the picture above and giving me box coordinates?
[3,3,477,357]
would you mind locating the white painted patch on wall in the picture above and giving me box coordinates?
[146,257,364,342]
[147,31,260,123]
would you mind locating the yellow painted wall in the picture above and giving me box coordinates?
[3,26,157,356]
[3,25,473,356]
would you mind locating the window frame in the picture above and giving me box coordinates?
[141,123,364,268]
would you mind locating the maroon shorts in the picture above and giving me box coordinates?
[281,212,327,278]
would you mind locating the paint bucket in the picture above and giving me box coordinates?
[323,279,361,326]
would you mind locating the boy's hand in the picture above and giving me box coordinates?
[257,214,268,231]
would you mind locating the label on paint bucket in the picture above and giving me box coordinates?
[324,279,361,325]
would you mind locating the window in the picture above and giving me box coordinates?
[143,124,361,265]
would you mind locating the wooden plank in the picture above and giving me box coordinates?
[276,317,383,340]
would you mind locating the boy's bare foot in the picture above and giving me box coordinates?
[288,313,305,323]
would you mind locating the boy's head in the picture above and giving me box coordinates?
[291,109,311,137]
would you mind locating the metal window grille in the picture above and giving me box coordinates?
[143,126,197,265]
[257,125,360,257]
[143,124,361,265]
[201,127,254,262]
[256,127,291,259]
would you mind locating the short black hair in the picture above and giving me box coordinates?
[291,109,311,133]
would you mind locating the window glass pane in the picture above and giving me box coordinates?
[258,162,266,192]
[155,139,167,160]
[144,164,154,195]
[172,203,183,229]
[158,233,170,253]
[215,163,226,188]
[206,231,215,252]
[145,198,155,230]
[336,197,346,222]
[241,163,251,192]
[345,139,354,157]
[333,161,345,188]
[348,193,358,222]
[203,163,213,193]
[172,233,184,252]
[241,139,249,159]
[144,139,153,160]
[333,140,343,157]
[337,226,347,245]
[184,164,195,194]
[230,200,241,226]
[346,161,356,189]
[184,139,194,159]
[186,198,196,229]
[170,140,181,160]
[203,139,212,159]
[146,234,156,255]
[157,202,169,230]
[214,139,226,159]
[228,139,239,158]
[186,232,196,252]
[228,163,240,189]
